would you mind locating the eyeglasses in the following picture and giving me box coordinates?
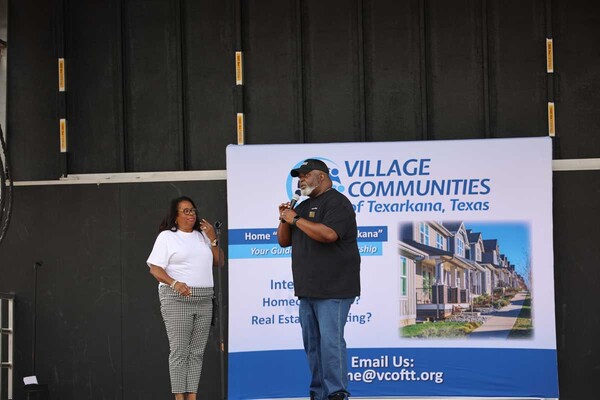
[178,208,197,215]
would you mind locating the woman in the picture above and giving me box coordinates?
[147,196,222,400]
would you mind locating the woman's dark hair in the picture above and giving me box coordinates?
[159,196,200,233]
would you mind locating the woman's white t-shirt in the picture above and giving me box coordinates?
[147,229,214,288]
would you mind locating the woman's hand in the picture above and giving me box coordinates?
[174,281,192,297]
[199,218,217,242]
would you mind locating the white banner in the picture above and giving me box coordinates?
[226,137,558,399]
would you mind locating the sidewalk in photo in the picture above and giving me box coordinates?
[468,291,528,339]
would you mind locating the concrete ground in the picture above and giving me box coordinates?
[469,291,528,339]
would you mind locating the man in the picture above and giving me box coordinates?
[278,158,361,400]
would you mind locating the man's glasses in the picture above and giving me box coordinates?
[178,208,198,215]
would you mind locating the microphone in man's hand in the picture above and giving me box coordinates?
[290,189,301,209]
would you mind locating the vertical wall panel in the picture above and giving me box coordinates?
[0,185,122,400]
[363,0,423,141]
[7,0,600,180]
[36,186,123,400]
[121,181,228,399]
[0,0,7,132]
[553,171,600,400]
[7,0,59,180]
[0,188,56,400]
[124,0,182,171]
[66,0,125,173]
[0,182,230,400]
[120,183,174,399]
[183,0,235,169]
[243,0,302,144]
[426,0,485,140]
[303,0,362,142]
[487,0,547,138]
[553,0,600,159]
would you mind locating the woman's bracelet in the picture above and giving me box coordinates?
[170,280,179,289]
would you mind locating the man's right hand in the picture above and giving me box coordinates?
[279,202,291,221]
[277,202,293,246]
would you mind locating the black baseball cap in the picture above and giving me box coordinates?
[290,159,330,177]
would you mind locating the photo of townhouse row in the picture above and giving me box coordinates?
[397,221,531,338]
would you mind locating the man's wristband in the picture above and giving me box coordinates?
[291,215,301,226]
[170,280,178,289]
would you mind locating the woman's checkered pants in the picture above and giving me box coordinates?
[159,285,214,394]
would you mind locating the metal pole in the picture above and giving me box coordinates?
[214,222,226,400]
[32,262,42,375]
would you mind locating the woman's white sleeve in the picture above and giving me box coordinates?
[146,232,170,269]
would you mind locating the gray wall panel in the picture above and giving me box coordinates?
[363,0,423,142]
[7,0,59,180]
[120,183,173,399]
[0,182,229,399]
[303,0,363,142]
[553,170,600,400]
[426,0,485,140]
[0,185,122,400]
[183,0,235,169]
[120,181,228,399]
[243,0,303,144]
[7,0,600,180]
[553,0,600,158]
[66,0,125,173]
[488,0,547,138]
[123,0,183,171]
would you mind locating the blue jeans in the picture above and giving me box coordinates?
[299,297,354,400]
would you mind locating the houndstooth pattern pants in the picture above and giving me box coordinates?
[159,285,214,394]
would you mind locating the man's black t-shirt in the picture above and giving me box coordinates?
[290,188,361,298]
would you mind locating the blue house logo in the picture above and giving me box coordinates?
[285,157,345,201]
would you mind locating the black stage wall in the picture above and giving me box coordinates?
[1,182,228,400]
[1,0,600,399]
[7,0,600,180]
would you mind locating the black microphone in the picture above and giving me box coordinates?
[214,221,222,236]
[290,189,301,209]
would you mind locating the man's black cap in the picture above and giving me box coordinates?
[290,159,329,177]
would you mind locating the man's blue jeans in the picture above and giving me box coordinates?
[299,297,355,400]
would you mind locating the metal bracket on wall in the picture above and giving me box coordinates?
[235,51,245,145]
[13,170,227,186]
[546,38,556,137]
[552,159,600,171]
[7,158,600,187]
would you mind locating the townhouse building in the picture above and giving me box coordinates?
[398,221,523,325]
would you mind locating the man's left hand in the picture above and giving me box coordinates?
[280,208,298,224]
